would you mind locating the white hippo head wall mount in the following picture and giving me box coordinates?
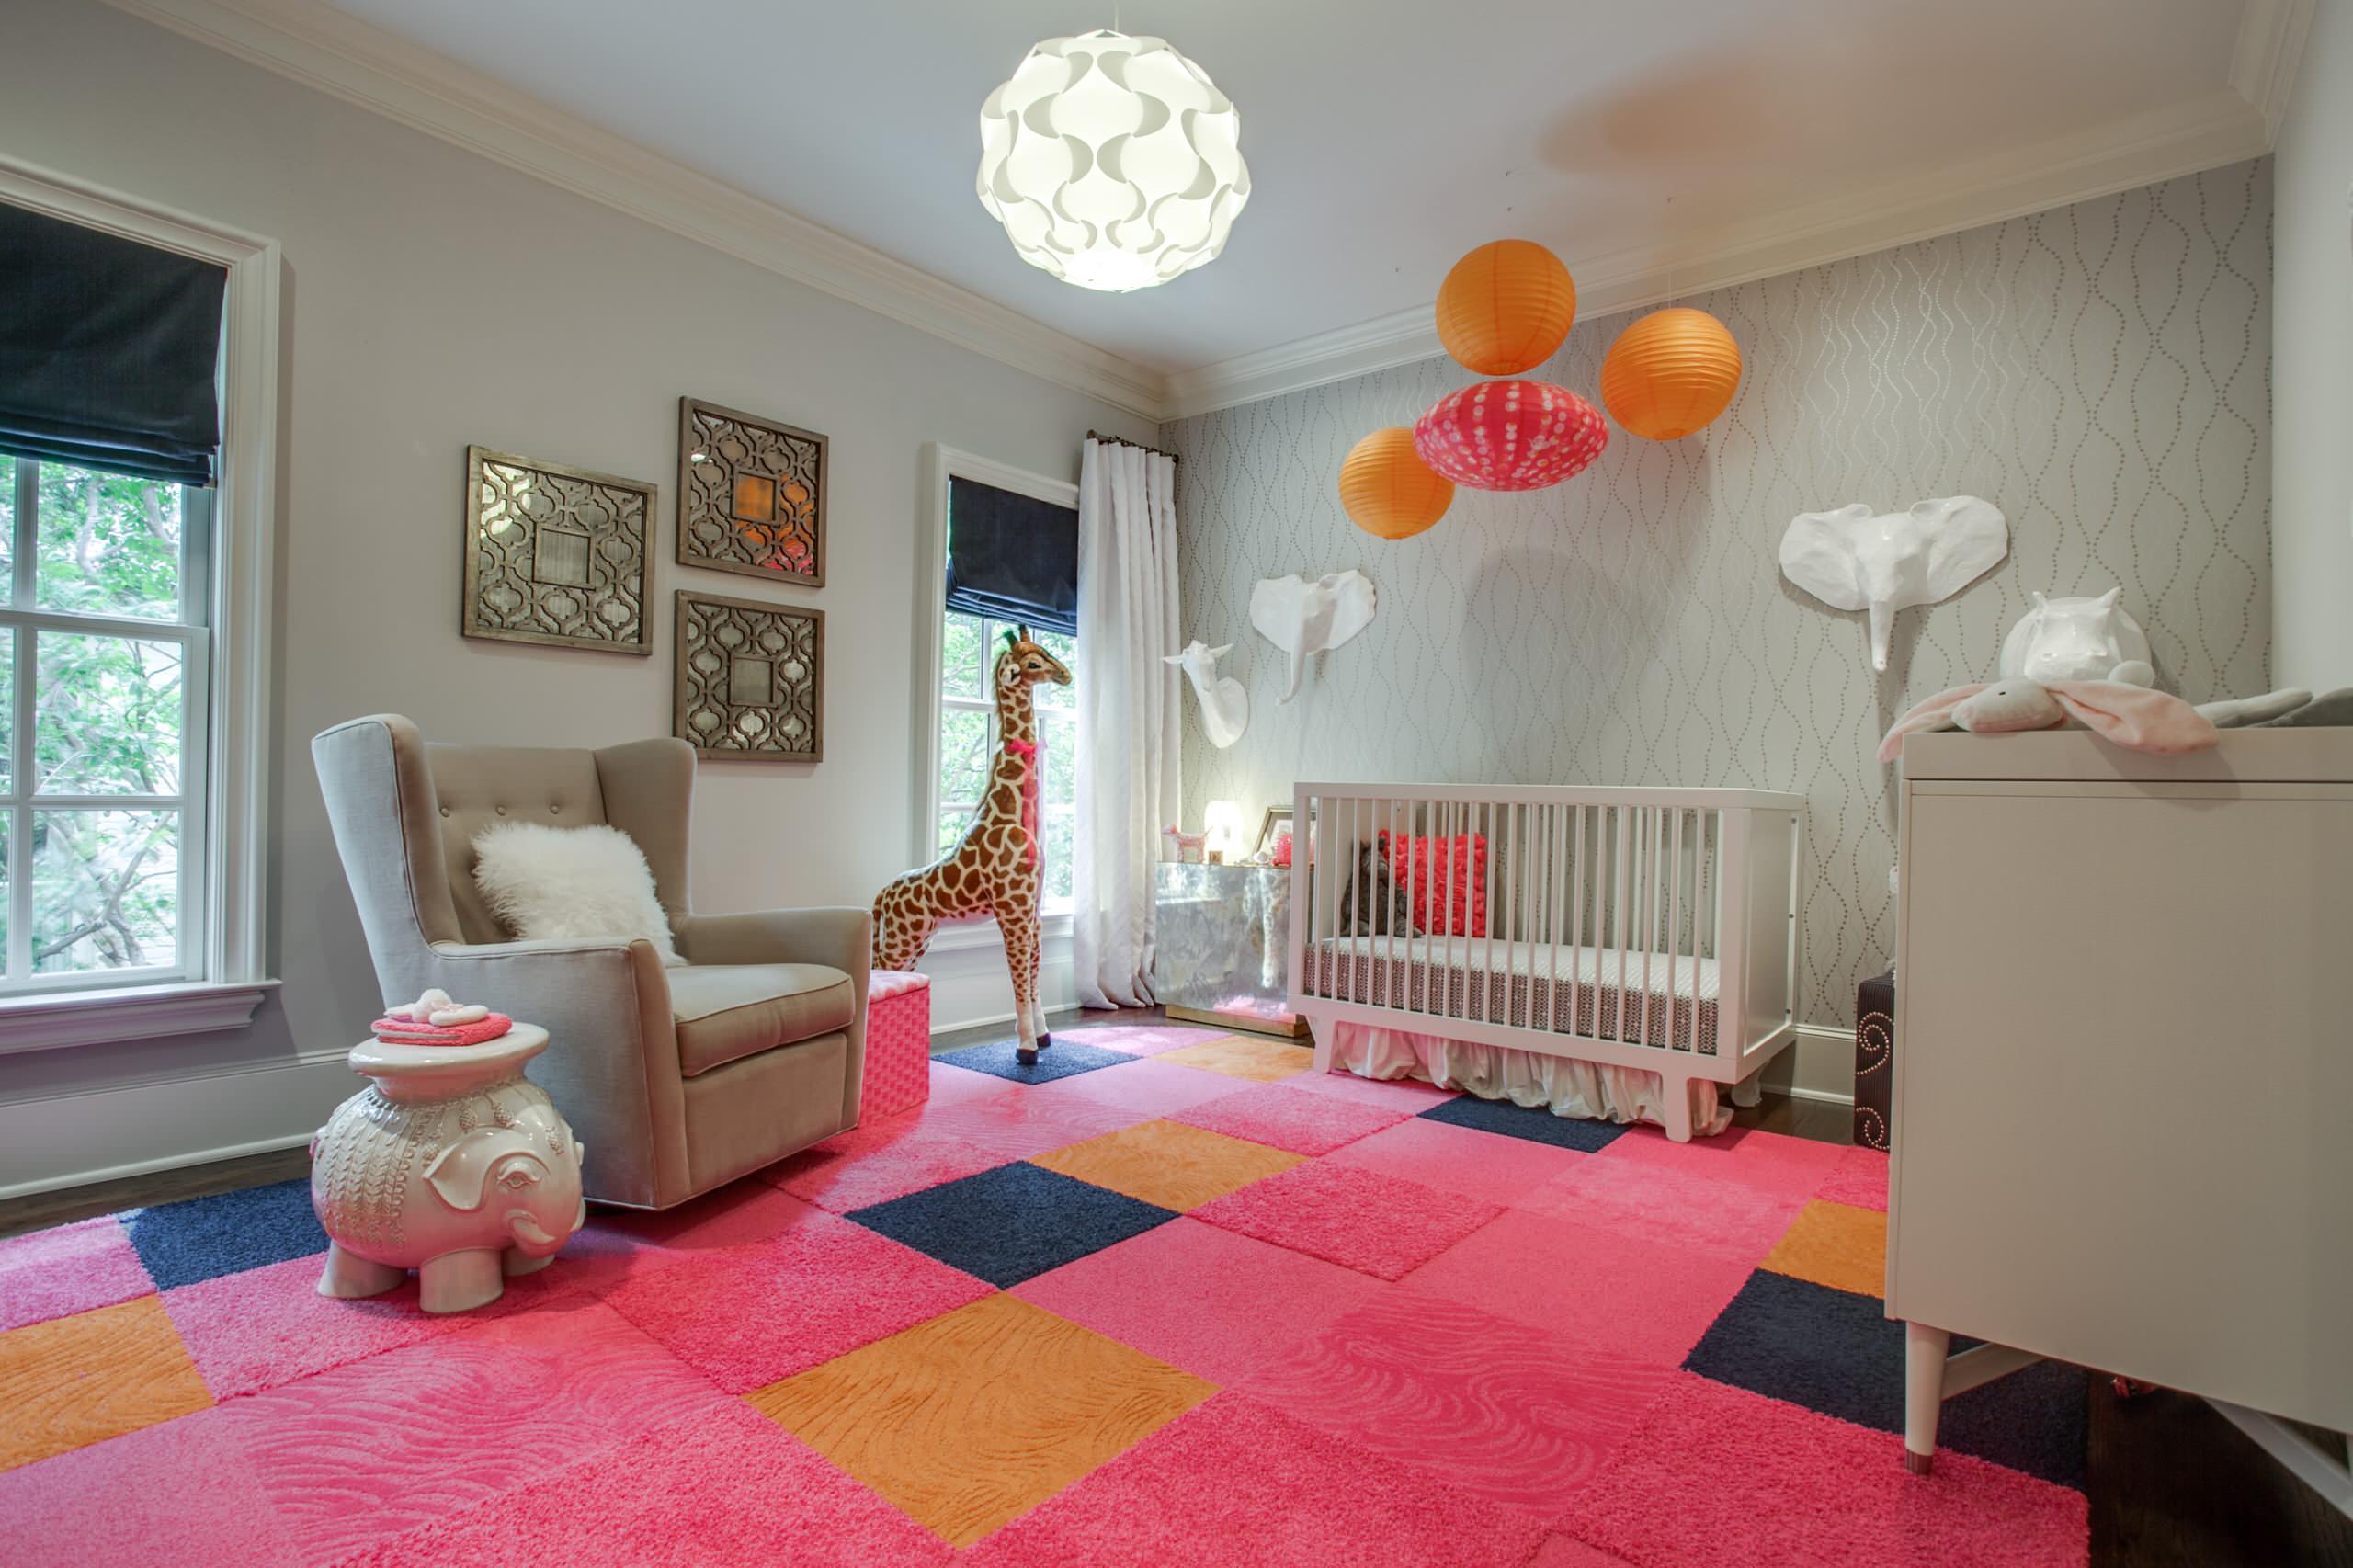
[1779,496,2009,673]
[2000,588,2154,687]
[1249,570,1377,702]
[1164,638,1249,748]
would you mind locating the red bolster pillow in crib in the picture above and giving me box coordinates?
[1381,832,1488,937]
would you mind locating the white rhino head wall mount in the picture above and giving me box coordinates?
[1779,496,2009,673]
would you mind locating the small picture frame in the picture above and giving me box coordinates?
[677,397,827,586]
[1254,807,1294,859]
[673,590,824,760]
[461,446,654,654]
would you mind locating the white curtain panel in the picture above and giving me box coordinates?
[1073,438,1182,1009]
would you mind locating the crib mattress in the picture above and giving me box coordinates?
[1306,936,1722,1053]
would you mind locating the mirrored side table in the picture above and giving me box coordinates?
[1152,860,1306,1039]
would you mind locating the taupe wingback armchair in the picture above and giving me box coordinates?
[312,714,870,1210]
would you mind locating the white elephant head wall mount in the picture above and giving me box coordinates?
[1164,638,1249,748]
[2000,587,2154,687]
[1779,496,2009,673]
[1249,570,1377,702]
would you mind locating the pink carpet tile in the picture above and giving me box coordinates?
[0,1215,153,1332]
[1561,1371,2089,1567]
[1242,1287,1676,1515]
[1518,1151,1811,1264]
[222,1299,728,1563]
[1816,1144,1893,1212]
[0,1043,2091,1567]
[0,1396,304,1568]
[1320,1113,1586,1206]
[340,1401,957,1568]
[1592,1123,1851,1199]
[1406,1207,1754,1364]
[1048,1022,1230,1056]
[1530,1534,1640,1567]
[1021,1055,1256,1119]
[1012,1216,1385,1385]
[1191,1157,1502,1279]
[961,1391,1550,1568]
[597,1200,993,1392]
[769,1128,1010,1213]
[161,1250,499,1399]
[1285,1064,1463,1113]
[902,1086,1144,1161]
[1172,1080,1412,1155]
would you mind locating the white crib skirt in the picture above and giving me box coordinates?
[1329,1021,1734,1138]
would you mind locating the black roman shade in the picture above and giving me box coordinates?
[945,474,1078,635]
[0,201,228,486]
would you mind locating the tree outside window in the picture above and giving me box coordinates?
[0,454,206,989]
[936,612,1077,911]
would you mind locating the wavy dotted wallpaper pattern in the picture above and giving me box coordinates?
[1164,159,2271,1032]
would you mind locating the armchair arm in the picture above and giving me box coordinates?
[417,936,688,1208]
[674,907,872,1129]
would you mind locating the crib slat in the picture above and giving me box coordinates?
[1666,807,1685,1052]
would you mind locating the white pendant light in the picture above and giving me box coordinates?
[977,29,1250,292]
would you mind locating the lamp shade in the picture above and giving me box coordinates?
[1599,308,1743,440]
[977,30,1251,292]
[1412,381,1608,492]
[1339,426,1454,539]
[1435,240,1577,376]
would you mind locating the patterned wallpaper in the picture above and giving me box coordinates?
[1164,159,2272,1029]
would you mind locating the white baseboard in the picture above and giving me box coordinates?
[0,1050,351,1200]
[1781,1084,1858,1107]
[1755,1021,1857,1105]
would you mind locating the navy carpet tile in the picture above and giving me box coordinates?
[938,1039,1137,1084]
[847,1162,1176,1288]
[123,1177,327,1291]
[1685,1269,2088,1488]
[1418,1094,1631,1153]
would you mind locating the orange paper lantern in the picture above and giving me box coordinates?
[1599,308,1743,440]
[1436,240,1577,376]
[1339,426,1453,539]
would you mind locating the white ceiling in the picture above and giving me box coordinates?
[129,0,2302,415]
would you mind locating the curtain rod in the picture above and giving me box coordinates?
[1087,429,1181,464]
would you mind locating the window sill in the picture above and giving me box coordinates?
[926,910,1075,955]
[0,979,278,1056]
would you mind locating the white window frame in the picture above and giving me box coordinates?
[913,445,1077,953]
[0,155,280,1053]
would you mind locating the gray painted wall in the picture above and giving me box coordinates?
[2271,2,2353,692]
[1165,159,2272,1031]
[0,0,1153,1192]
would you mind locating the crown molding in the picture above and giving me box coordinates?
[97,0,1172,419]
[1165,82,2279,419]
[2230,0,2316,142]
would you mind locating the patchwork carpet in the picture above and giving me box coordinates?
[0,1024,2090,1566]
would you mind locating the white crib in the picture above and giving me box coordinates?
[1286,783,1807,1141]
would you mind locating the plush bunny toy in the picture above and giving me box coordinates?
[1879,676,2219,764]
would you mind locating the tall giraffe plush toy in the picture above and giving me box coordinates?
[873,627,1072,1064]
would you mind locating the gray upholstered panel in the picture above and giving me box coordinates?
[425,744,609,944]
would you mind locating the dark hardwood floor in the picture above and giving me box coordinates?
[9,1004,2347,1565]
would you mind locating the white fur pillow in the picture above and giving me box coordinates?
[471,822,685,967]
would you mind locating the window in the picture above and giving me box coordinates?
[0,158,279,1048]
[0,457,211,992]
[916,447,1081,931]
[936,612,1078,912]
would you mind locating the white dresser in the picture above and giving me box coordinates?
[1889,730,2352,1475]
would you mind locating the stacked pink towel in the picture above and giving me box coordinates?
[371,1013,513,1047]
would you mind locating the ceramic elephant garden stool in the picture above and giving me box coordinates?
[310,1024,587,1313]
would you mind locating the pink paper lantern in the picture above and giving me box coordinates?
[1412,379,1608,492]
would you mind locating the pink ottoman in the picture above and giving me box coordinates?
[862,971,933,1119]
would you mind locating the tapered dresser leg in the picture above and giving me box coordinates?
[1904,1321,1951,1475]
